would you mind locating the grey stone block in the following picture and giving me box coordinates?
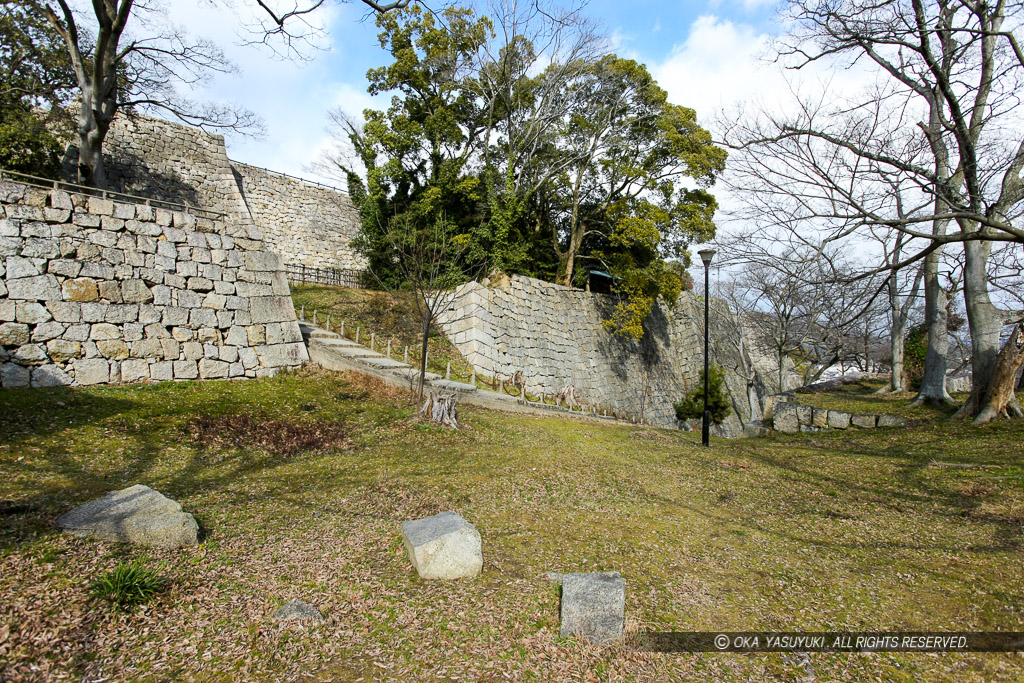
[772,402,800,434]
[73,358,110,385]
[199,358,228,379]
[271,598,323,623]
[249,296,294,324]
[7,274,61,300]
[0,322,30,346]
[253,342,308,368]
[851,414,877,429]
[31,364,73,387]
[877,414,907,428]
[559,572,625,645]
[56,484,198,548]
[1,362,30,388]
[401,511,482,580]
[827,410,851,429]
[796,404,813,425]
[173,360,198,379]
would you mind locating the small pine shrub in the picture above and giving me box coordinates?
[89,559,166,609]
[675,364,731,425]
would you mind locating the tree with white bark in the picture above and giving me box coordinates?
[721,0,1024,422]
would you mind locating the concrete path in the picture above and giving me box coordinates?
[298,321,619,423]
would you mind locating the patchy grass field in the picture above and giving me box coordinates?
[791,378,971,421]
[1,369,1023,681]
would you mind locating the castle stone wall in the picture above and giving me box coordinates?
[0,180,308,388]
[440,275,767,434]
[65,115,254,224]
[66,113,365,272]
[232,164,365,272]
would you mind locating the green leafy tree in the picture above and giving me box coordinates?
[0,1,75,177]
[674,364,730,425]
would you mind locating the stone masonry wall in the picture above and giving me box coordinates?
[0,179,308,388]
[64,114,254,223]
[66,113,365,272]
[440,275,768,434]
[232,164,365,272]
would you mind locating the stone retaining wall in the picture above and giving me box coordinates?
[232,164,365,272]
[439,275,770,434]
[66,113,365,272]
[0,179,308,388]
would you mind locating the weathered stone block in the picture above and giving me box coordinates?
[271,598,323,623]
[812,408,829,428]
[249,296,294,324]
[121,279,154,303]
[46,339,82,363]
[253,342,308,368]
[244,251,282,272]
[401,511,483,580]
[97,339,130,360]
[88,197,114,215]
[31,321,65,342]
[56,484,198,548]
[0,322,30,346]
[32,364,73,387]
[827,410,851,429]
[150,361,173,381]
[796,404,813,425]
[62,277,99,302]
[772,402,800,434]
[1,362,30,387]
[8,274,61,300]
[876,414,907,428]
[6,256,39,279]
[559,572,626,645]
[120,359,150,383]
[851,414,877,429]
[198,358,229,379]
[73,358,110,385]
[173,360,198,379]
[13,344,48,365]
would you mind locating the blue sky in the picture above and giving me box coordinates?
[161,0,794,186]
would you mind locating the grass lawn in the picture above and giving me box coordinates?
[1,369,1022,681]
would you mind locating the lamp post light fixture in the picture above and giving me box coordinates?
[698,248,716,448]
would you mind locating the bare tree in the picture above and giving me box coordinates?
[722,0,1024,421]
[32,0,261,187]
[378,213,476,401]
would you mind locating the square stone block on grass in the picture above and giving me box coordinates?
[559,572,626,645]
[401,511,482,580]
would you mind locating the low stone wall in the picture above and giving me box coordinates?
[0,180,308,388]
[232,164,365,272]
[764,396,906,434]
[439,275,771,434]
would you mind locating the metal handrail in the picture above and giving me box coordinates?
[0,167,226,220]
[234,162,349,195]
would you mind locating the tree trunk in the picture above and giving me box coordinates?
[889,322,906,392]
[417,321,429,400]
[913,249,954,405]
[75,86,112,188]
[953,238,1003,419]
[973,324,1024,424]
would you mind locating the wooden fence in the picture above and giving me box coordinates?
[286,264,365,288]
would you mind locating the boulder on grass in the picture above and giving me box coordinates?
[271,598,323,622]
[56,484,198,548]
[559,571,625,645]
[401,511,482,580]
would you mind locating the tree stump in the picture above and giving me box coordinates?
[420,391,459,429]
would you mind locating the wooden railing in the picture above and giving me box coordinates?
[286,263,365,288]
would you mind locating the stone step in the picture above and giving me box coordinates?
[363,357,411,369]
[311,342,383,358]
[393,368,443,382]
[314,336,359,347]
[430,379,477,393]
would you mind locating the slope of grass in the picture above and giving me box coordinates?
[290,285,478,383]
[1,369,1022,681]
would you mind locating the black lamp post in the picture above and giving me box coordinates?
[698,248,715,447]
